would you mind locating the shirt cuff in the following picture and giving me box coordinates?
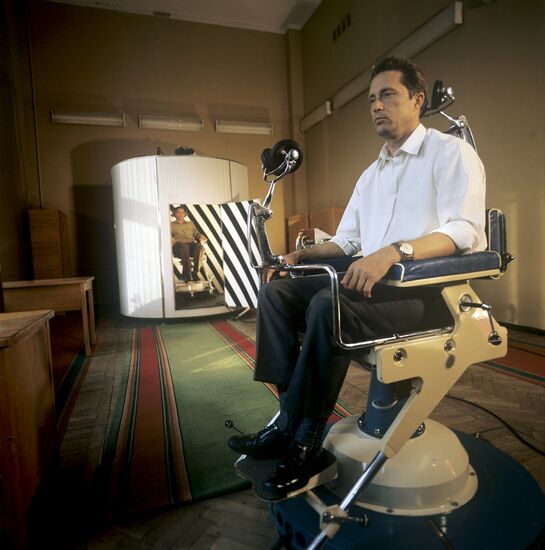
[329,235,359,256]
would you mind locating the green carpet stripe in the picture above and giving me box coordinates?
[481,360,545,386]
[207,321,279,401]
[124,329,141,465]
[103,329,135,463]
[56,346,90,436]
[153,327,177,503]
[210,320,353,420]
[153,326,193,504]
[101,328,141,514]
[159,321,278,501]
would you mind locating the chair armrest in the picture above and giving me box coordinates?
[383,251,502,287]
[299,251,502,287]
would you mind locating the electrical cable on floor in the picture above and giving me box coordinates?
[446,394,545,457]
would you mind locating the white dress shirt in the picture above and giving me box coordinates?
[330,124,487,257]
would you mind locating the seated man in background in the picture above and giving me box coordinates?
[228,56,486,499]
[171,206,206,282]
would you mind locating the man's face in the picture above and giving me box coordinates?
[175,208,186,221]
[368,70,424,143]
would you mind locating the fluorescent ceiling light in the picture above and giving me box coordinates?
[50,110,125,127]
[138,115,203,132]
[215,120,273,136]
[332,0,463,110]
[300,100,332,132]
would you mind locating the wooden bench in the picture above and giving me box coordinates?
[3,277,96,356]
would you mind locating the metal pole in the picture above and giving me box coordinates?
[307,451,388,550]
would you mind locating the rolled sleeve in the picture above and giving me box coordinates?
[329,235,359,256]
[432,220,482,254]
[433,139,487,253]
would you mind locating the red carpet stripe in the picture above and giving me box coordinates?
[480,340,545,387]
[125,327,170,512]
[510,338,545,354]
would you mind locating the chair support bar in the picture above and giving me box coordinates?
[308,451,389,549]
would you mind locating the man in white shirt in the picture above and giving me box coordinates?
[228,57,486,499]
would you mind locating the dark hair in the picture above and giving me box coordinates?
[371,56,427,102]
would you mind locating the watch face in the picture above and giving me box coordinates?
[400,242,413,254]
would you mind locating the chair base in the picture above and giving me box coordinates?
[271,430,545,549]
[324,416,477,516]
[174,279,215,296]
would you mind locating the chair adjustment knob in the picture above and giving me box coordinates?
[458,298,502,346]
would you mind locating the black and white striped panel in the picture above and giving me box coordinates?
[221,201,261,308]
[174,203,224,293]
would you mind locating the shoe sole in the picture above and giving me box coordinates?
[235,449,338,502]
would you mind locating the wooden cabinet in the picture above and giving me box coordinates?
[0,310,56,549]
[28,208,71,278]
[309,207,345,237]
[286,207,345,249]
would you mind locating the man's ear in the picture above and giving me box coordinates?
[414,91,426,111]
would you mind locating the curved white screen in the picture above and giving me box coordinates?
[112,155,248,318]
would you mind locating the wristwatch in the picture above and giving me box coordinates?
[392,241,414,262]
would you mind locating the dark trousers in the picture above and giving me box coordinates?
[254,275,451,419]
[172,241,203,279]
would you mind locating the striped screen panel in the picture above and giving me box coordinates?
[221,201,261,308]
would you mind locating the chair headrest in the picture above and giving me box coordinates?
[261,139,304,175]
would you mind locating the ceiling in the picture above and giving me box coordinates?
[45,0,322,34]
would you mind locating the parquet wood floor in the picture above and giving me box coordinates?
[55,316,544,549]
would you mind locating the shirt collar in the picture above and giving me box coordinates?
[378,123,426,161]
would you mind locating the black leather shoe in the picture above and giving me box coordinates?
[261,442,336,498]
[227,423,291,459]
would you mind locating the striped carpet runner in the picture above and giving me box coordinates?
[106,326,191,514]
[101,321,280,515]
[98,319,543,517]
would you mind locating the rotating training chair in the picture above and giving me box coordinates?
[233,84,545,549]
[172,243,215,297]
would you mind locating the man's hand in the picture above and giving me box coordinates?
[262,242,345,284]
[263,250,302,283]
[341,246,399,298]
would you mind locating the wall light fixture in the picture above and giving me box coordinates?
[215,120,273,136]
[138,115,204,132]
[50,110,125,127]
